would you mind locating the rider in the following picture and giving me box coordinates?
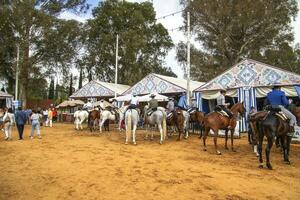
[147,94,158,116]
[216,89,233,128]
[266,85,297,132]
[124,93,139,116]
[84,99,94,111]
[177,92,188,110]
[187,97,197,113]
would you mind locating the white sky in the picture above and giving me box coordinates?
[60,0,300,80]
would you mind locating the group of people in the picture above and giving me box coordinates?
[0,106,57,141]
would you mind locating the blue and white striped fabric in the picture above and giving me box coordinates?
[237,87,257,132]
[193,92,203,111]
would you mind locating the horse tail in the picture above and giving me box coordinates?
[126,110,132,141]
[162,111,167,139]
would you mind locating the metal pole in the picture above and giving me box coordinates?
[115,34,119,98]
[15,44,19,100]
[186,11,190,106]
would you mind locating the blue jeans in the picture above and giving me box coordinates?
[31,121,40,137]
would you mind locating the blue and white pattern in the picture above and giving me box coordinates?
[237,64,257,85]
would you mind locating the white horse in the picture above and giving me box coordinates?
[144,106,167,144]
[182,110,190,139]
[99,110,117,133]
[125,109,139,145]
[74,110,89,130]
[117,105,128,131]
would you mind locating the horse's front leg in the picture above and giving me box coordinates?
[213,130,221,155]
[225,130,229,150]
[184,120,189,139]
[265,136,274,170]
[203,126,210,151]
[158,124,163,144]
[99,119,103,133]
[258,134,264,168]
[230,129,236,152]
[125,124,129,145]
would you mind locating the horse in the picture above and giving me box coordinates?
[189,111,205,136]
[255,108,292,169]
[144,106,167,144]
[117,105,128,131]
[292,107,300,126]
[201,102,246,155]
[99,108,118,133]
[125,108,139,145]
[166,108,185,140]
[88,110,101,132]
[74,110,89,130]
[0,109,4,131]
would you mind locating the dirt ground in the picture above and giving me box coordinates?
[0,123,300,200]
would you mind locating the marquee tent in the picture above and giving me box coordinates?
[122,73,205,96]
[70,80,130,100]
[0,91,13,108]
[194,59,300,132]
[109,93,169,102]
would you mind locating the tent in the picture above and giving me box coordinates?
[94,99,112,108]
[122,73,205,96]
[138,93,169,102]
[70,80,130,99]
[56,100,85,109]
[0,91,13,108]
[193,58,300,132]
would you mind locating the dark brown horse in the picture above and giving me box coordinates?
[166,109,185,141]
[189,111,205,136]
[292,107,300,126]
[0,108,4,130]
[255,108,292,169]
[201,102,246,155]
[88,110,100,132]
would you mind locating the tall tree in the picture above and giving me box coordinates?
[69,74,73,97]
[87,0,175,85]
[54,79,59,100]
[0,0,88,107]
[178,0,299,81]
[78,68,83,89]
[48,78,55,99]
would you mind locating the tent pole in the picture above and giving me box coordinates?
[115,34,119,98]
[15,44,19,101]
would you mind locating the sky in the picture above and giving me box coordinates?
[60,0,300,79]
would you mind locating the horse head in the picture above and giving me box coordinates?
[231,102,246,117]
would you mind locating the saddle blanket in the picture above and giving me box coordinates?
[217,110,229,117]
[275,112,288,121]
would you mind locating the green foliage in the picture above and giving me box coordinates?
[178,0,299,81]
[86,0,175,85]
[48,78,55,99]
[69,74,73,97]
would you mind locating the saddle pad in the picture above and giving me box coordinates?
[275,112,288,121]
[167,113,173,119]
[217,111,229,117]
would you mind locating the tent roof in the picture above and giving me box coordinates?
[122,73,205,95]
[70,80,130,99]
[56,100,84,108]
[0,91,13,98]
[195,59,300,92]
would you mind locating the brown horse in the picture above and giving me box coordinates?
[201,102,246,155]
[292,107,300,126]
[0,108,4,130]
[166,109,185,141]
[189,111,205,136]
[88,110,100,132]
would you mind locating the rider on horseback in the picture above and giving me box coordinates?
[177,92,187,110]
[266,85,297,133]
[166,97,175,117]
[147,94,158,116]
[216,89,233,128]
[124,93,139,117]
[187,97,197,113]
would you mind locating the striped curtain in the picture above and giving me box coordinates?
[193,92,203,111]
[237,87,257,132]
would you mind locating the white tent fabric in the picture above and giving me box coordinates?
[138,93,169,102]
[110,94,133,102]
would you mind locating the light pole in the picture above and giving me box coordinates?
[115,34,119,98]
[15,43,19,101]
[186,11,191,106]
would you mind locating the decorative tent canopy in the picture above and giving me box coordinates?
[195,59,300,92]
[70,80,130,99]
[56,100,85,109]
[0,91,13,99]
[0,91,13,108]
[123,73,205,95]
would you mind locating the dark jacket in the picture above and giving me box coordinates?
[15,110,27,125]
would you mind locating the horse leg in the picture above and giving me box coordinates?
[283,136,291,164]
[177,125,181,141]
[125,123,129,145]
[132,125,137,145]
[258,133,264,168]
[213,130,221,155]
[225,130,229,150]
[230,129,236,152]
[99,119,104,133]
[265,136,274,170]
[159,124,163,144]
[203,126,210,151]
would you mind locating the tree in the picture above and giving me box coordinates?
[78,67,83,89]
[48,78,55,99]
[178,0,299,81]
[54,79,59,100]
[69,74,73,97]
[0,0,88,107]
[86,0,175,85]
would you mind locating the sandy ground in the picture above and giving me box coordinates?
[0,123,300,200]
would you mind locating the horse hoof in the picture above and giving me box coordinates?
[225,147,229,150]
[216,151,222,155]
[284,160,291,165]
[258,164,264,169]
[266,163,273,170]
[231,148,236,152]
[159,141,163,145]
[133,142,137,145]
[203,148,207,151]
[256,153,259,157]
[125,142,128,145]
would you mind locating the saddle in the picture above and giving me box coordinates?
[187,108,196,114]
[214,106,230,117]
[146,108,157,116]
[167,112,173,119]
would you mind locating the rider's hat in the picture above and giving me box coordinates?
[168,97,174,100]
[220,89,227,93]
[150,94,156,98]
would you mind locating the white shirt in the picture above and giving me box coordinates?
[130,96,139,105]
[3,112,15,125]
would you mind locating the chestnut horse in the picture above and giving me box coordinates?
[88,110,101,132]
[201,102,246,155]
[166,108,185,141]
[190,111,205,136]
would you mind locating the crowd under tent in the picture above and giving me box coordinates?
[122,73,205,97]
[70,80,130,100]
[194,59,300,132]
[0,91,13,108]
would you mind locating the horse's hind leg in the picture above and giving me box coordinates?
[132,125,137,145]
[258,134,264,168]
[158,124,163,144]
[230,129,236,152]
[203,126,210,151]
[266,136,274,170]
[283,136,291,164]
[225,130,229,150]
[213,130,221,155]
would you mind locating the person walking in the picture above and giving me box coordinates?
[30,110,42,139]
[43,109,48,126]
[3,108,15,140]
[46,108,53,127]
[15,107,27,140]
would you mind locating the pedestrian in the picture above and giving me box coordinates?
[46,108,53,127]
[14,107,27,140]
[43,109,48,126]
[3,108,15,140]
[30,110,42,139]
[52,108,57,122]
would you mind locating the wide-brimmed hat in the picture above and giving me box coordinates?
[220,89,227,93]
[168,97,174,100]
[150,94,156,98]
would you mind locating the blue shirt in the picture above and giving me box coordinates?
[266,89,288,107]
[15,110,27,125]
[178,95,187,109]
